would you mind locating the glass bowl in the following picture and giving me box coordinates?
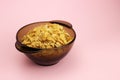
[15,20,76,66]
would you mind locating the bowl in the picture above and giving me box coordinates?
[15,20,76,66]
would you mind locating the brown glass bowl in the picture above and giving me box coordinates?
[15,20,76,66]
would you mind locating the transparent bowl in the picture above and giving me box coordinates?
[15,20,76,66]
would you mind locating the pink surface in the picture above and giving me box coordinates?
[0,0,120,80]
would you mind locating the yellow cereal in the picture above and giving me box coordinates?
[22,23,73,49]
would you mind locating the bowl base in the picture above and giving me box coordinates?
[33,61,59,66]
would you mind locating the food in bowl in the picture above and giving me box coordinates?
[22,23,73,49]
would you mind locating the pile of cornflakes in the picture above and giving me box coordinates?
[22,23,73,49]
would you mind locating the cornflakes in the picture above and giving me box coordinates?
[22,23,73,49]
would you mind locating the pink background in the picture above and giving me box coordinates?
[0,0,120,80]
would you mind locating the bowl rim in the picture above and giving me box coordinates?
[16,20,76,53]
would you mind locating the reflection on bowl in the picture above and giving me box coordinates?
[15,20,76,66]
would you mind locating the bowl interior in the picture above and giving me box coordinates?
[16,21,76,49]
